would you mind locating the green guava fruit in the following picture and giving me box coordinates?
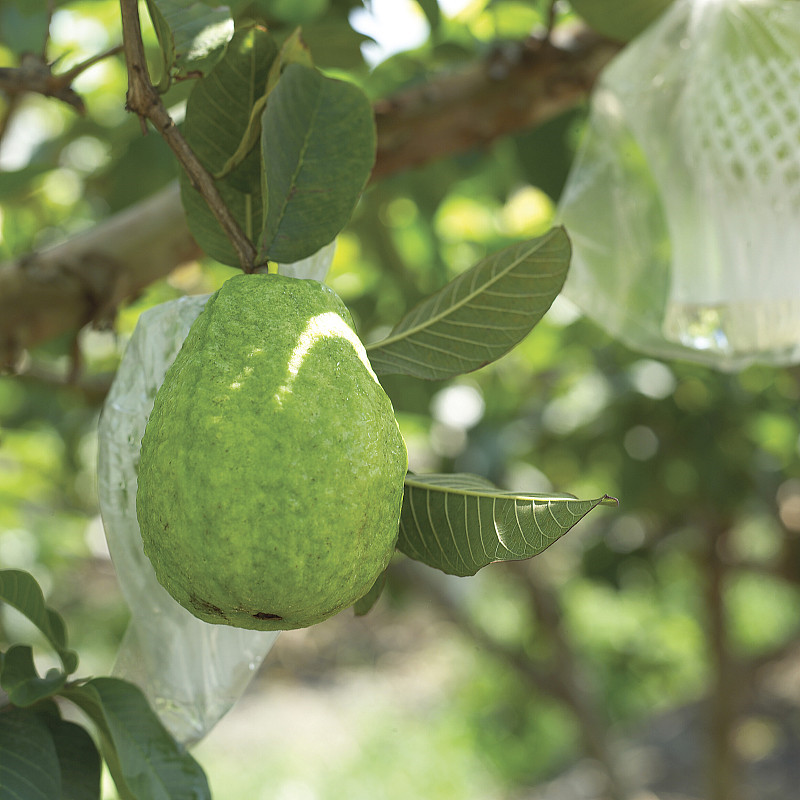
[136,273,407,631]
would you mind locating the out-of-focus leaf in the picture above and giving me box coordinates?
[62,677,211,800]
[353,568,388,616]
[0,706,61,800]
[42,716,102,800]
[241,0,329,25]
[302,20,371,69]
[0,644,67,707]
[180,26,277,265]
[258,63,376,263]
[414,0,440,32]
[367,227,570,380]
[569,0,674,41]
[398,472,614,576]
[0,570,78,674]
[0,164,53,201]
[0,5,49,55]
[145,0,234,89]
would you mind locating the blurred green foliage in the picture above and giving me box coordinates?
[2,0,799,797]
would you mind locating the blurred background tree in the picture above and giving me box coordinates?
[1,1,799,799]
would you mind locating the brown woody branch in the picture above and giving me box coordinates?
[119,0,259,273]
[0,27,619,368]
[372,29,619,180]
[0,47,124,116]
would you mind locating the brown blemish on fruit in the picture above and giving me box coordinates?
[252,612,282,620]
[190,594,226,618]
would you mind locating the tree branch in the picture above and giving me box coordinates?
[703,515,745,800]
[372,29,618,180]
[0,26,619,365]
[0,183,200,368]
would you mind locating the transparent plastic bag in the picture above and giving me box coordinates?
[97,247,335,744]
[558,0,800,370]
[98,295,279,744]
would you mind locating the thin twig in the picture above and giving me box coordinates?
[62,45,124,82]
[118,0,258,272]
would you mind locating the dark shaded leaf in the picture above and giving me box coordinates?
[353,569,388,616]
[42,716,102,800]
[0,706,60,800]
[62,678,210,800]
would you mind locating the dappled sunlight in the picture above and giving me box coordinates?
[228,349,261,391]
[274,311,376,407]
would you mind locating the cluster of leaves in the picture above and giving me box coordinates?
[140,1,614,595]
[0,570,210,800]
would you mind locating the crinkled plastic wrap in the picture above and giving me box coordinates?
[97,247,335,744]
[98,296,279,745]
[558,0,800,370]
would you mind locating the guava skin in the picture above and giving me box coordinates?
[136,273,407,631]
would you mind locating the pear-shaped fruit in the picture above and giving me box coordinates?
[136,273,407,631]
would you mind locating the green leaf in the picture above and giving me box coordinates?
[0,706,61,800]
[301,21,371,70]
[0,645,66,707]
[0,570,78,675]
[398,473,614,576]
[62,678,211,800]
[180,26,277,265]
[214,27,312,182]
[145,0,234,90]
[367,227,571,380]
[414,0,441,32]
[257,0,329,25]
[258,63,376,263]
[353,569,388,616]
[569,0,674,41]
[42,716,102,800]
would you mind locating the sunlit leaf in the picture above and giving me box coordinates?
[258,63,376,263]
[146,0,234,89]
[0,644,67,707]
[367,227,570,380]
[0,570,78,674]
[398,472,614,576]
[62,678,211,800]
[0,706,61,800]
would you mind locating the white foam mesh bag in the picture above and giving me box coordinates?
[558,0,800,369]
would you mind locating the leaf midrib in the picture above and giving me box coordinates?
[403,476,578,503]
[367,229,564,352]
[265,68,324,252]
